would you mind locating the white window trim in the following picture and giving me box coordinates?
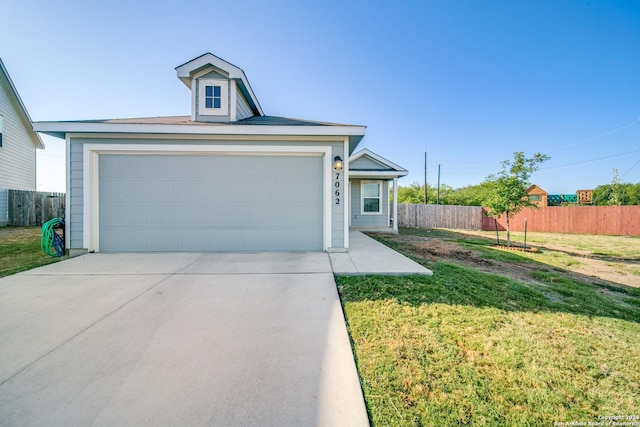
[361,180,383,215]
[198,79,229,116]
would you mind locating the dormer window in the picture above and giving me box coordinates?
[205,85,221,109]
[199,79,228,116]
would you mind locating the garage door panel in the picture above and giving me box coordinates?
[101,178,215,204]
[98,226,322,252]
[99,154,323,252]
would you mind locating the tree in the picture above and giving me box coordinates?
[397,182,426,204]
[397,181,503,206]
[608,168,623,206]
[482,151,550,246]
[626,182,640,205]
[593,181,640,205]
[443,182,493,206]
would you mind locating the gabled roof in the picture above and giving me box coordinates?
[526,184,547,195]
[36,115,362,127]
[34,53,367,152]
[0,58,44,149]
[349,148,408,178]
[33,115,366,152]
[175,53,263,117]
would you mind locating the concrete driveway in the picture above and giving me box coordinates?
[0,253,369,426]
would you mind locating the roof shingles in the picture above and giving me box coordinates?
[71,115,360,127]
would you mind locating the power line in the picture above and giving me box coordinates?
[443,117,639,169]
[545,120,639,154]
[620,158,640,180]
[539,149,640,171]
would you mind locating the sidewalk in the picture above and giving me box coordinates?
[329,231,433,276]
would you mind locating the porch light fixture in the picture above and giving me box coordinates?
[334,155,343,170]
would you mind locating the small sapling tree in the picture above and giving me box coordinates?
[482,151,550,246]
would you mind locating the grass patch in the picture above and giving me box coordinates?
[0,227,65,277]
[455,229,640,260]
[532,271,640,313]
[339,231,640,426]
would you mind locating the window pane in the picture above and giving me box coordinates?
[205,98,213,108]
[205,86,213,97]
[363,183,380,197]
[364,198,380,212]
[213,98,221,108]
[213,86,221,97]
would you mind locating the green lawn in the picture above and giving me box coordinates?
[0,227,65,277]
[338,230,640,426]
[452,228,640,263]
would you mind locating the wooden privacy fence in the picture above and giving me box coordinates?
[399,204,640,236]
[398,204,484,230]
[482,206,640,236]
[8,190,65,226]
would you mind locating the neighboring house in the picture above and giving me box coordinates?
[35,53,406,254]
[0,58,45,226]
[547,190,590,206]
[349,149,407,232]
[526,184,548,207]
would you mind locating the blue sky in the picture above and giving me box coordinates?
[3,0,639,193]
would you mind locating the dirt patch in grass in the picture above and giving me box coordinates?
[0,227,37,241]
[375,232,550,287]
[369,230,640,289]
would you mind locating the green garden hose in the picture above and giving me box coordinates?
[41,218,65,257]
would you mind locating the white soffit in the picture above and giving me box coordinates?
[33,121,366,140]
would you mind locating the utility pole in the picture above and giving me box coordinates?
[424,149,427,204]
[437,164,441,204]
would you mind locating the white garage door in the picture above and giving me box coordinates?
[98,154,324,252]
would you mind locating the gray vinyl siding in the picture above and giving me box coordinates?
[68,142,84,248]
[68,137,346,251]
[0,77,37,192]
[201,70,228,80]
[0,188,7,226]
[236,87,253,120]
[350,156,388,171]
[350,179,389,228]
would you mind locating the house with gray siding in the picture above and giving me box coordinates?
[349,149,408,232]
[0,58,45,226]
[35,53,406,253]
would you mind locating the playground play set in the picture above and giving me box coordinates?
[526,185,593,207]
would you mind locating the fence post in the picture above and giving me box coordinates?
[397,204,484,230]
[7,190,66,226]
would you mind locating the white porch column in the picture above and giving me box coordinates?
[393,177,398,232]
